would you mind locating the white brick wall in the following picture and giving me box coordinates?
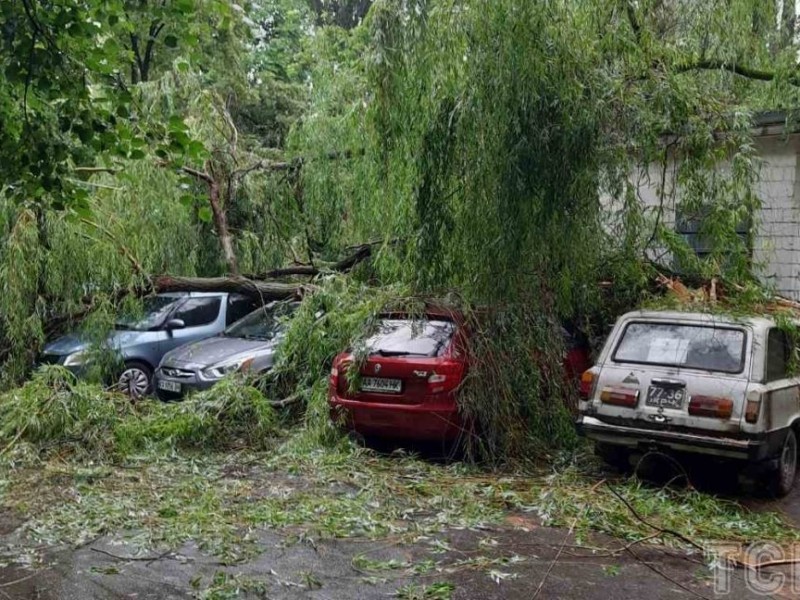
[753,136,800,298]
[602,134,800,299]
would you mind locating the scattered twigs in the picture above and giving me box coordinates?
[0,572,41,588]
[90,547,172,563]
[625,545,713,600]
[531,512,581,599]
[605,483,705,552]
[267,393,303,409]
[605,482,800,573]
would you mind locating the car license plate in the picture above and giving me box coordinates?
[158,379,181,393]
[645,385,685,409]
[360,377,402,394]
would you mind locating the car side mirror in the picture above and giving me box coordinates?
[165,318,186,331]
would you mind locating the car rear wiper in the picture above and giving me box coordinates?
[373,349,428,357]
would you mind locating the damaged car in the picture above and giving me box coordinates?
[576,310,800,496]
[154,301,298,400]
[329,308,592,444]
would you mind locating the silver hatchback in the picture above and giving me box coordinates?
[577,310,800,496]
[154,302,298,400]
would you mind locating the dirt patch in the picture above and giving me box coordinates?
[0,508,24,535]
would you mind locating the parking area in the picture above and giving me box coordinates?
[1,447,798,600]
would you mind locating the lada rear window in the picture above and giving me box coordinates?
[613,322,746,374]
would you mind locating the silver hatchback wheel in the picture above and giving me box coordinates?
[118,364,151,398]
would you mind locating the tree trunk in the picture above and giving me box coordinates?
[153,275,304,301]
[207,179,239,275]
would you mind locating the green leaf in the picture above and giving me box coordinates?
[168,115,187,132]
[164,35,179,49]
[198,206,213,222]
[186,140,207,160]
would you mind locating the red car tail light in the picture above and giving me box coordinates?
[330,354,351,391]
[599,386,639,408]
[426,359,465,394]
[688,395,733,419]
[329,366,339,388]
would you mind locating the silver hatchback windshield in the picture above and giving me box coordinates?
[613,322,746,374]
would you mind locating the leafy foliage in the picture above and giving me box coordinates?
[0,367,277,459]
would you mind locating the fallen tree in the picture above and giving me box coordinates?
[151,241,379,301]
[36,241,381,344]
[153,275,306,301]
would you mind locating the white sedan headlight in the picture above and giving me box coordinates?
[63,350,90,367]
[201,357,254,380]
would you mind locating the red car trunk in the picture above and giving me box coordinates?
[329,312,469,441]
[328,310,593,442]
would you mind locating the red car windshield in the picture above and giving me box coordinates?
[365,318,456,357]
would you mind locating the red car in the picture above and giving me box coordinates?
[328,309,592,442]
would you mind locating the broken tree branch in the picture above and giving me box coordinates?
[675,59,800,87]
[244,242,378,280]
[605,483,705,552]
[152,275,306,301]
[267,393,303,408]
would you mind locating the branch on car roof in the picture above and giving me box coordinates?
[152,275,309,302]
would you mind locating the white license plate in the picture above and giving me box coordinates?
[360,377,402,394]
[645,385,685,409]
[158,379,181,393]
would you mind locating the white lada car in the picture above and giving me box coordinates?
[577,310,800,496]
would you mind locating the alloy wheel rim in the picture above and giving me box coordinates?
[119,368,149,398]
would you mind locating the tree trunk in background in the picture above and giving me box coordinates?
[778,0,798,49]
[207,179,240,275]
[308,0,373,29]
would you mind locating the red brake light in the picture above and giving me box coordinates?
[426,360,465,394]
[330,354,349,389]
[599,386,639,408]
[329,366,339,388]
[689,395,733,419]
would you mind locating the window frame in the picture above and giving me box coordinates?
[766,327,793,383]
[226,294,259,326]
[169,296,222,329]
[611,320,748,375]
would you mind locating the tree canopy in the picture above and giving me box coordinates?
[2,0,800,455]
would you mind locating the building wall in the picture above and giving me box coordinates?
[612,134,800,299]
[753,135,800,298]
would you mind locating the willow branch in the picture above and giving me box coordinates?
[675,59,800,86]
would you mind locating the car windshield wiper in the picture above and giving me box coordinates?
[242,334,272,341]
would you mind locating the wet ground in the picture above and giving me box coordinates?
[1,450,799,599]
[0,518,784,599]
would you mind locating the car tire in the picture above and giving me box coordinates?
[594,442,631,471]
[767,429,798,498]
[117,361,153,399]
